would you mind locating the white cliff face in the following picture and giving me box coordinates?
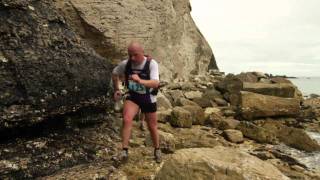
[55,0,217,81]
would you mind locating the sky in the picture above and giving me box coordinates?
[190,0,320,77]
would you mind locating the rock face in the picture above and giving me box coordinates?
[55,0,217,81]
[0,0,111,129]
[155,147,289,180]
[239,91,300,120]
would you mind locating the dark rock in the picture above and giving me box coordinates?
[0,0,112,130]
[310,93,320,98]
[213,97,228,106]
[270,77,292,84]
[215,74,243,94]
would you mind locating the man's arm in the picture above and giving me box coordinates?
[134,77,159,88]
[112,60,127,100]
[112,73,120,91]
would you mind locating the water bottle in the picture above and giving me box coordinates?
[114,93,123,112]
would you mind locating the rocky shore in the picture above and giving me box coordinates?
[1,71,320,179]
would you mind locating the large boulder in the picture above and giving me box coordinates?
[55,0,218,81]
[237,72,259,83]
[157,109,172,123]
[304,97,320,117]
[243,82,296,98]
[237,122,278,144]
[170,107,192,128]
[155,147,289,180]
[261,121,320,152]
[223,129,244,143]
[205,108,224,127]
[217,118,240,130]
[215,74,243,94]
[0,0,111,129]
[181,105,205,125]
[165,90,185,106]
[156,92,172,110]
[239,91,300,120]
[184,90,202,100]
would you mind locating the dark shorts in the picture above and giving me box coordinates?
[126,95,157,113]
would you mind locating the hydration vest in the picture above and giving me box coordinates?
[124,59,158,95]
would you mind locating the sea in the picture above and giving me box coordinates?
[288,77,320,97]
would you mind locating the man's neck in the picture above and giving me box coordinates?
[132,57,146,65]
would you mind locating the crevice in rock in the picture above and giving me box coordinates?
[0,106,107,143]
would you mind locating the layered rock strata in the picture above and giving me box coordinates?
[55,0,218,81]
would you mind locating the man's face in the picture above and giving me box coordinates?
[128,47,144,64]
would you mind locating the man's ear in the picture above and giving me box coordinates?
[145,54,152,61]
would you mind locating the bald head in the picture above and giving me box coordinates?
[127,41,145,64]
[128,41,144,53]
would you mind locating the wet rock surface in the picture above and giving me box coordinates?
[0,113,119,179]
[0,0,112,130]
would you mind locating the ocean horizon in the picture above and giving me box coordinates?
[288,77,320,96]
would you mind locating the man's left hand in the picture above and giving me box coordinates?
[130,74,141,83]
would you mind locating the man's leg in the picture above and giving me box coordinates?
[145,112,159,148]
[139,111,146,131]
[122,100,139,148]
[145,112,161,163]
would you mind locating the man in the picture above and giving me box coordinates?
[112,42,161,163]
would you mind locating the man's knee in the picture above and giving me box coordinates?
[123,114,134,125]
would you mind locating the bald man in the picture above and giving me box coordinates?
[112,42,161,163]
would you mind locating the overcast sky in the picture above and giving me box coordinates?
[190,0,320,77]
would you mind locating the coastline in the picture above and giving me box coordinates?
[287,77,320,97]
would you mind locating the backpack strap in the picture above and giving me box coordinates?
[124,59,132,88]
[143,59,159,95]
[143,59,151,80]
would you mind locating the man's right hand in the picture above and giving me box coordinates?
[113,90,122,101]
